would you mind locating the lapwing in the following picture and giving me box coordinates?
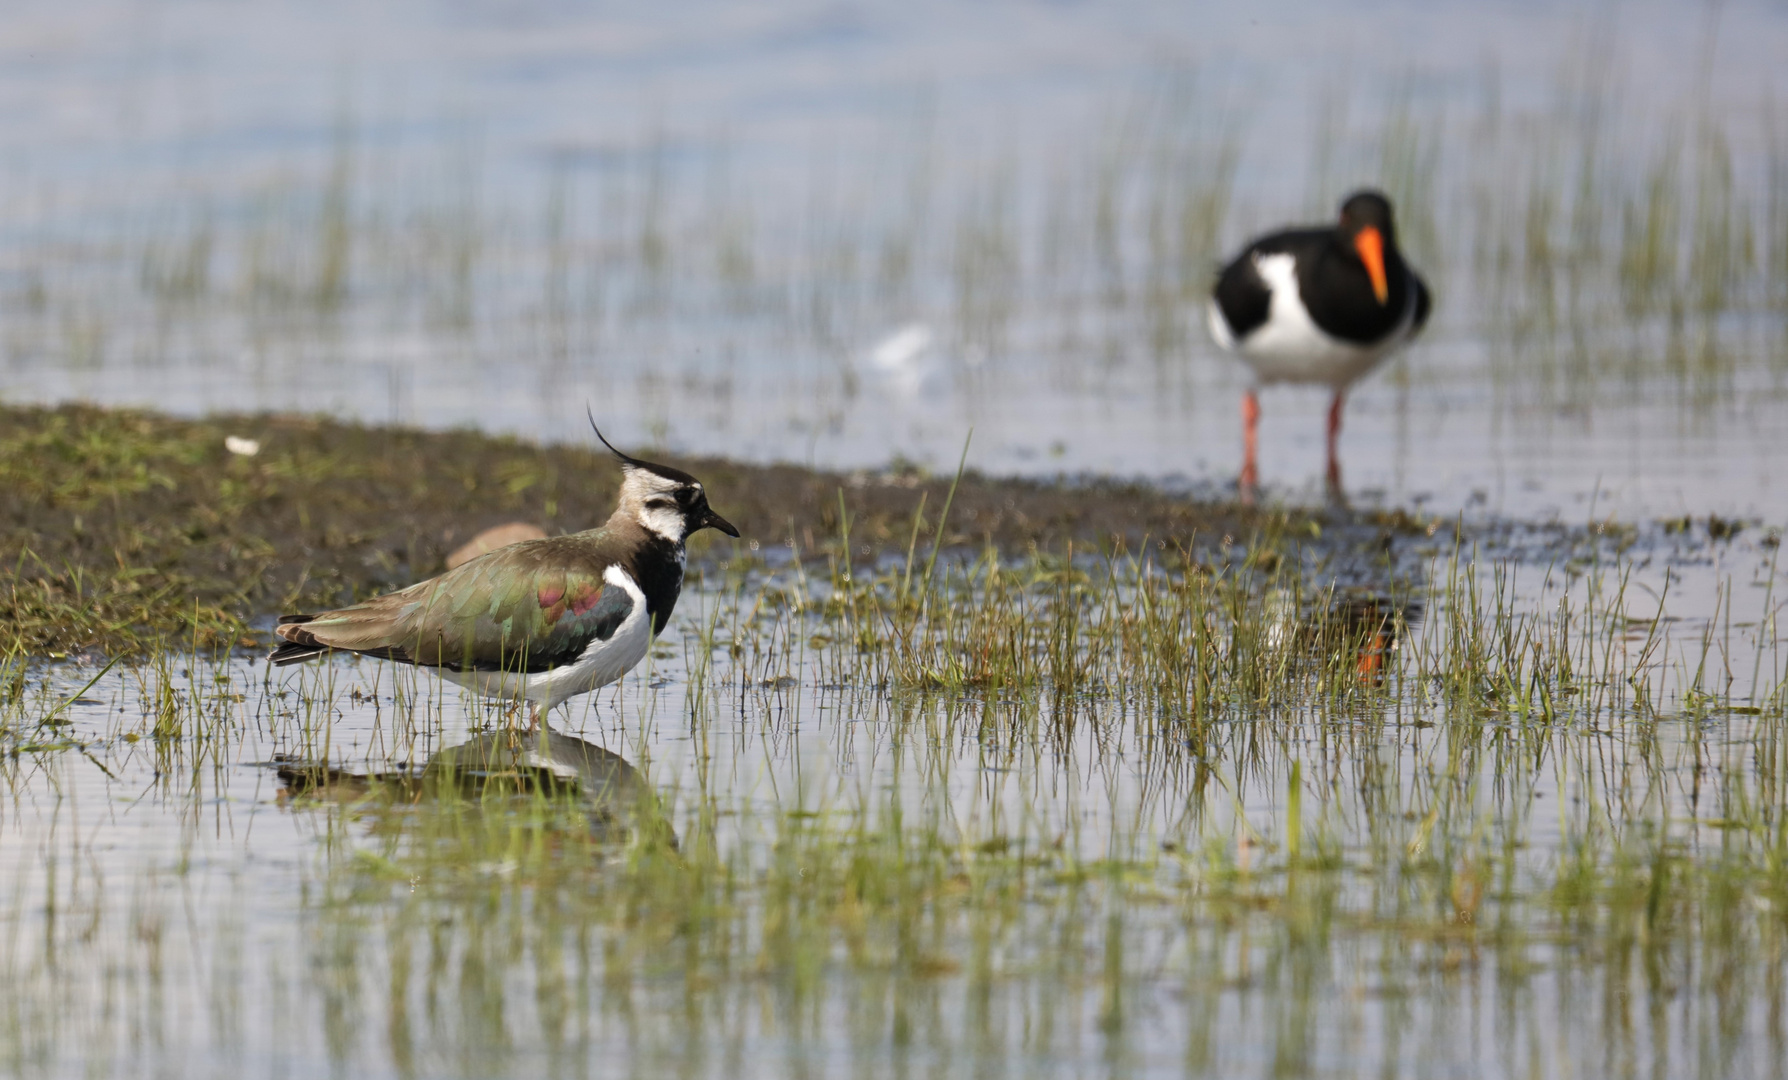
[1207,190,1431,497]
[270,425,738,726]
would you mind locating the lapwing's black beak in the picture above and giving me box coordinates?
[702,510,740,538]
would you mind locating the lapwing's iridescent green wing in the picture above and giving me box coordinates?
[291,530,636,671]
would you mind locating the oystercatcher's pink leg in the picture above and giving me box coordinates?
[1325,390,1346,492]
[1240,389,1260,502]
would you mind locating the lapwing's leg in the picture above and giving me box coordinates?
[1324,390,1346,494]
[495,692,530,732]
[1240,389,1260,503]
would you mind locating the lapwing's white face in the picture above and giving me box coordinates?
[615,464,738,543]
[619,468,695,541]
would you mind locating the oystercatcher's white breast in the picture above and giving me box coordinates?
[1218,253,1417,389]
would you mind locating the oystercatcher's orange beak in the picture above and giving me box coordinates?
[1354,226,1388,305]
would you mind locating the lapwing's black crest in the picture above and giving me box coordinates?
[587,405,704,488]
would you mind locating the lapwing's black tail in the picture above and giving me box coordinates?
[270,641,330,666]
[270,614,329,666]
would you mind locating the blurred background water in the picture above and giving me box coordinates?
[4,0,1788,521]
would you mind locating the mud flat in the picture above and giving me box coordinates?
[3,402,1368,655]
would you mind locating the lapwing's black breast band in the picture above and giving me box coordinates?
[623,536,687,635]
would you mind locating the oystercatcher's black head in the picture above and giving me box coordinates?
[1335,190,1397,305]
[1337,190,1396,237]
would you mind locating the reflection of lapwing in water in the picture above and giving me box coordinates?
[1208,191,1432,500]
[269,418,738,728]
[276,728,669,846]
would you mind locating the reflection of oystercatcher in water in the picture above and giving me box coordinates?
[1207,190,1431,500]
[1328,594,1412,682]
[1264,588,1420,687]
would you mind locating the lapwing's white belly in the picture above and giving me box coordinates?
[435,565,654,711]
[1210,253,1416,389]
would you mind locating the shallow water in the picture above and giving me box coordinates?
[5,533,1787,1077]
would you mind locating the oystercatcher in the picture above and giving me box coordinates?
[271,423,738,727]
[1207,190,1431,495]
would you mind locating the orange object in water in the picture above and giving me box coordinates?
[1356,629,1390,678]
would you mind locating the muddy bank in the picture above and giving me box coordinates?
[1,403,1393,655]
